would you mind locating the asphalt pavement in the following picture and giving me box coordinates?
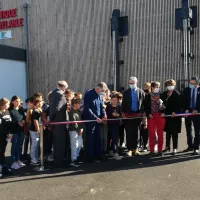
[1,123,200,200]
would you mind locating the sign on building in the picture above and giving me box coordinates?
[0,30,12,39]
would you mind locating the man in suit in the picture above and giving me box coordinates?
[49,80,68,167]
[83,82,107,162]
[183,77,200,155]
[121,76,145,156]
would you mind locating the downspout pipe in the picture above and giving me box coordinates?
[23,3,30,97]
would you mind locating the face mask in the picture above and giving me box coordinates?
[99,92,105,96]
[189,84,195,89]
[129,84,137,89]
[154,88,160,93]
[167,86,174,91]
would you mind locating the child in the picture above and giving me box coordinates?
[106,94,122,160]
[69,98,83,167]
[29,100,42,165]
[23,97,34,160]
[0,98,12,177]
[9,96,26,169]
[118,92,125,149]
[74,92,83,99]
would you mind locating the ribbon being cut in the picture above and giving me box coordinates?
[46,113,200,126]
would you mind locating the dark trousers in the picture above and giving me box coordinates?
[165,132,178,149]
[118,123,125,146]
[108,124,119,153]
[140,124,148,148]
[23,130,30,156]
[64,129,70,161]
[43,129,53,156]
[86,123,102,160]
[52,125,66,165]
[185,116,200,150]
[0,137,7,165]
[124,119,141,151]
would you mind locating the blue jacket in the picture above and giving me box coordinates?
[83,89,106,120]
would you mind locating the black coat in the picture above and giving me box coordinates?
[161,90,182,133]
[121,88,145,114]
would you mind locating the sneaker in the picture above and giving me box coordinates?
[193,150,200,155]
[109,151,114,156]
[2,167,12,176]
[30,161,40,166]
[172,149,177,155]
[70,161,80,168]
[47,155,54,162]
[17,161,26,168]
[122,143,126,148]
[113,153,122,160]
[126,150,132,157]
[11,162,20,170]
[143,148,148,152]
[135,148,140,156]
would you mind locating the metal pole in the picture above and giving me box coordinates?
[183,19,188,81]
[187,18,191,80]
[23,3,30,97]
[34,123,49,172]
[113,31,117,91]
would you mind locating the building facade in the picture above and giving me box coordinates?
[0,0,199,98]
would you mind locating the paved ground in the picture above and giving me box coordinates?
[1,124,200,200]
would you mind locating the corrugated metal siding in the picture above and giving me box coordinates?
[0,0,200,98]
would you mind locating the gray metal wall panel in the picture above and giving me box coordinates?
[0,0,199,98]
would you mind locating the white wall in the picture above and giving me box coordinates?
[0,59,27,102]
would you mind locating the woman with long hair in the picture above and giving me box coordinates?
[9,96,26,169]
[0,98,12,176]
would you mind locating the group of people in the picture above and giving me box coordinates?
[1,76,200,177]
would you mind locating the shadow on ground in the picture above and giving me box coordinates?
[1,151,199,184]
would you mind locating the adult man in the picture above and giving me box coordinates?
[183,77,200,155]
[121,76,145,156]
[49,80,68,167]
[83,82,107,162]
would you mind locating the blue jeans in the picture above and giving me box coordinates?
[11,133,24,162]
[108,124,119,153]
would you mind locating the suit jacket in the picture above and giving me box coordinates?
[83,89,106,120]
[49,88,67,122]
[183,87,200,112]
[121,88,145,114]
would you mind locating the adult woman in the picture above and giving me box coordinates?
[9,96,26,169]
[162,79,182,155]
[140,82,151,152]
[0,98,12,176]
[143,81,166,156]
